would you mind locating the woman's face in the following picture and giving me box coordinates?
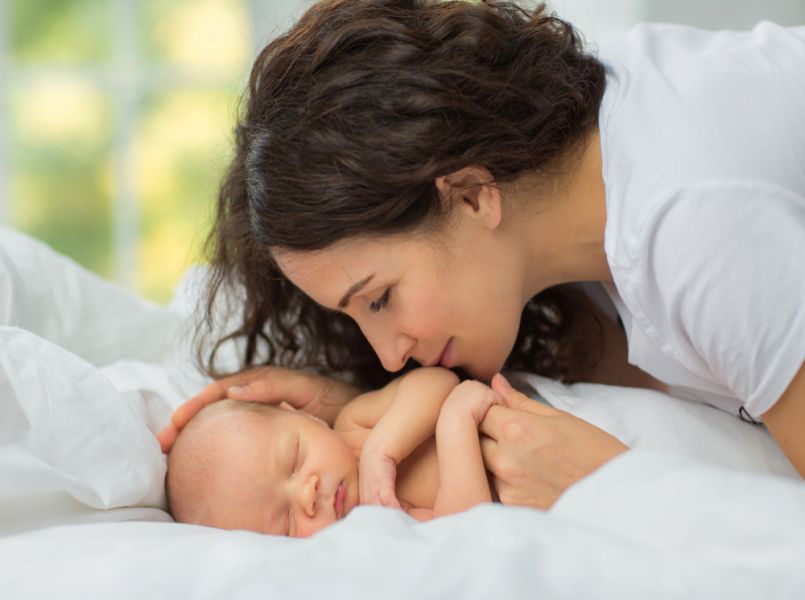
[274,199,529,380]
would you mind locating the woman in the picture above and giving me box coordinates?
[163,0,805,507]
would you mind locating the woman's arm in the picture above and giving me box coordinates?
[762,360,805,476]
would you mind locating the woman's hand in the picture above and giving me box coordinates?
[358,441,402,510]
[479,374,628,510]
[157,366,361,452]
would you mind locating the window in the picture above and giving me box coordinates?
[0,0,265,302]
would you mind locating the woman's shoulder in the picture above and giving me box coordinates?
[600,22,805,262]
[606,179,805,355]
[611,178,805,282]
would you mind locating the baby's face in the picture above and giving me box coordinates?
[194,407,360,537]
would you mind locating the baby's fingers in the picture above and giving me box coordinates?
[491,389,508,408]
[359,482,401,509]
[491,373,554,415]
[378,487,402,510]
[157,424,179,453]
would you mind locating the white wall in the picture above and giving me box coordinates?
[645,0,805,29]
[250,0,805,53]
[248,0,314,50]
[548,0,647,48]
[549,0,804,48]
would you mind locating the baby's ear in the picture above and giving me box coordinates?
[278,401,296,412]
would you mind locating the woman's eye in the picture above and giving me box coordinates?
[369,288,391,313]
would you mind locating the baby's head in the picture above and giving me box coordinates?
[166,400,359,537]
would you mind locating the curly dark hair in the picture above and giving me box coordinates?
[198,0,607,389]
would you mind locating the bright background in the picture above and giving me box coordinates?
[0,0,802,304]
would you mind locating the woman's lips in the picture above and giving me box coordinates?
[439,338,455,369]
[334,481,346,519]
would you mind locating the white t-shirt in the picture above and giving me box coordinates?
[596,21,805,420]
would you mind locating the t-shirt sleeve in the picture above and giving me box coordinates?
[637,180,805,417]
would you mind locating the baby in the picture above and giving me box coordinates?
[165,367,505,536]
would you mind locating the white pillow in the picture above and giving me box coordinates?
[0,226,185,367]
[510,373,798,479]
[0,327,170,535]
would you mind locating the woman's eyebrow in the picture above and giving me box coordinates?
[338,274,374,308]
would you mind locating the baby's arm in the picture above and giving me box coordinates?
[336,367,459,507]
[432,381,502,517]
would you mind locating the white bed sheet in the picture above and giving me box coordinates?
[1,226,804,599]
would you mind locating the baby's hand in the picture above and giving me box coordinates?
[358,443,402,510]
[441,380,507,427]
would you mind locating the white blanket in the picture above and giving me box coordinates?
[1,226,804,599]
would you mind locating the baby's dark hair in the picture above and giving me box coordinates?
[197,0,606,389]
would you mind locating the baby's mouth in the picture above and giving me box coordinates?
[333,481,346,519]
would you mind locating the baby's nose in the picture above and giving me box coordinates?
[299,474,319,518]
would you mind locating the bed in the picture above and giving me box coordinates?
[1,225,804,599]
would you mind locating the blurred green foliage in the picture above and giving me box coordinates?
[11,0,110,63]
[10,77,114,277]
[6,0,250,303]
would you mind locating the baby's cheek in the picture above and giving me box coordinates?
[296,516,331,538]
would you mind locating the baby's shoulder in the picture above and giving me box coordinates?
[335,426,370,459]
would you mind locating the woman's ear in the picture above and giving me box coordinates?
[435,165,502,230]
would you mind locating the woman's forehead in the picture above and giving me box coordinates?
[273,238,404,300]
[274,236,388,268]
[273,231,441,274]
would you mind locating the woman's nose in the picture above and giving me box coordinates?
[362,322,415,372]
[297,473,319,518]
